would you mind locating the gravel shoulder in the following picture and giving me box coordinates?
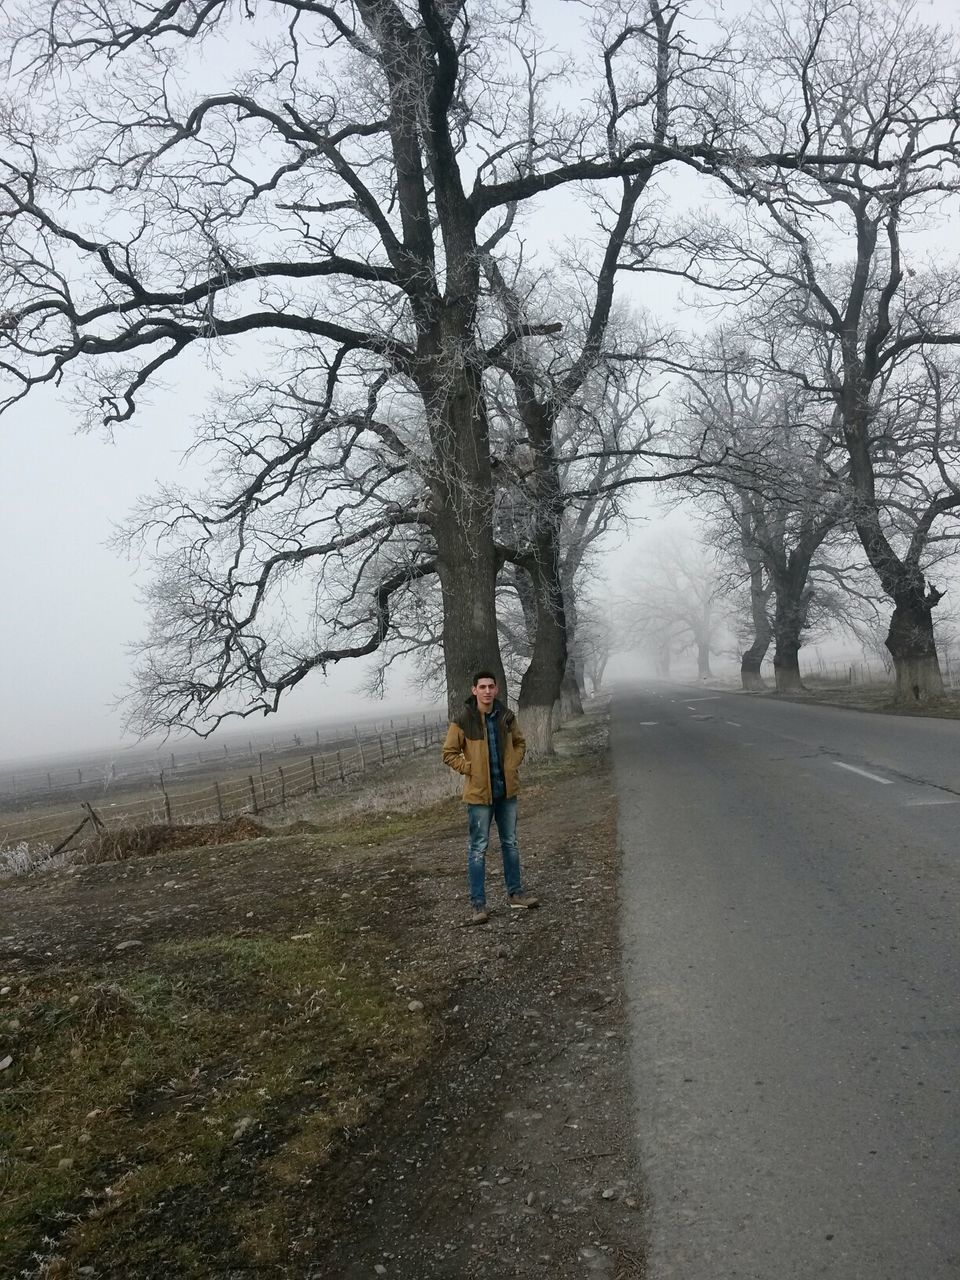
[1,708,645,1279]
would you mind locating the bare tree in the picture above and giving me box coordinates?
[624,536,727,679]
[670,335,851,693]
[665,0,960,700]
[0,0,902,731]
[0,0,733,729]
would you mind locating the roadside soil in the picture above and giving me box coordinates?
[0,708,645,1279]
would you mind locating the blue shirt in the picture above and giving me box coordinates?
[485,705,506,801]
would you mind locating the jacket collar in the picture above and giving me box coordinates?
[465,695,505,717]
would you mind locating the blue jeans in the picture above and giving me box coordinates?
[467,797,523,907]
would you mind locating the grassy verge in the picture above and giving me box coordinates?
[1,900,436,1276]
[1,714,608,1277]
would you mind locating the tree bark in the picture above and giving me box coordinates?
[843,409,948,705]
[739,502,772,690]
[559,665,584,718]
[773,642,804,694]
[428,363,506,718]
[521,702,554,760]
[886,588,945,701]
[771,587,809,694]
[561,585,586,715]
[741,646,767,691]
[517,556,567,758]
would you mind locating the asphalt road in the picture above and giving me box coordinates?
[612,682,960,1280]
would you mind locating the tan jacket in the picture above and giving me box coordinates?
[442,698,526,804]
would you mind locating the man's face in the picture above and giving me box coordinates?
[473,677,498,710]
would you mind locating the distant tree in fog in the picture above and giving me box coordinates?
[659,0,960,701]
[624,537,727,680]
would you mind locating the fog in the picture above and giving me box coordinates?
[1,0,958,764]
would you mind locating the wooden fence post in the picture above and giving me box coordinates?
[378,734,385,765]
[310,756,319,792]
[214,781,224,822]
[394,730,401,757]
[248,776,259,815]
[355,727,366,771]
[158,773,174,824]
[337,750,345,781]
[278,766,286,806]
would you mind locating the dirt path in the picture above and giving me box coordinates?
[1,712,645,1278]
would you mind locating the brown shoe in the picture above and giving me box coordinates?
[508,893,539,910]
[469,907,490,925]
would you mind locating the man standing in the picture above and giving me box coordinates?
[442,670,539,925]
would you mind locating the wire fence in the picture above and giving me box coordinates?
[797,654,960,687]
[0,710,444,803]
[0,717,448,854]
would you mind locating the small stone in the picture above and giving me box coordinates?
[0,1055,12,1071]
[114,940,142,951]
[601,1188,616,1200]
[0,986,10,995]
[374,1267,388,1277]
[407,1000,424,1013]
[526,1191,536,1206]
[624,1195,638,1209]
[58,1157,74,1170]
[232,1116,255,1141]
[578,1244,615,1273]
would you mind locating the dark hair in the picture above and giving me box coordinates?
[472,669,498,686]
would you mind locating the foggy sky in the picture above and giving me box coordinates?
[1,0,956,762]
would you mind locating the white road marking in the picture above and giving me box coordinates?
[725,720,742,727]
[683,697,722,703]
[639,721,659,726]
[834,762,893,785]
[903,797,959,806]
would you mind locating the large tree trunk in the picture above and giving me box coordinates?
[435,519,504,719]
[741,643,768,691]
[428,363,506,719]
[771,587,810,694]
[559,665,584,718]
[517,557,567,759]
[886,588,944,701]
[845,411,946,705]
[561,584,586,715]
[513,386,568,757]
[773,640,804,694]
[741,533,772,690]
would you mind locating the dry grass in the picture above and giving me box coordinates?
[0,706,612,1277]
[1,889,439,1277]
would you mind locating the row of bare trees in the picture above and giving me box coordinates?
[624,0,960,700]
[1,0,959,747]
